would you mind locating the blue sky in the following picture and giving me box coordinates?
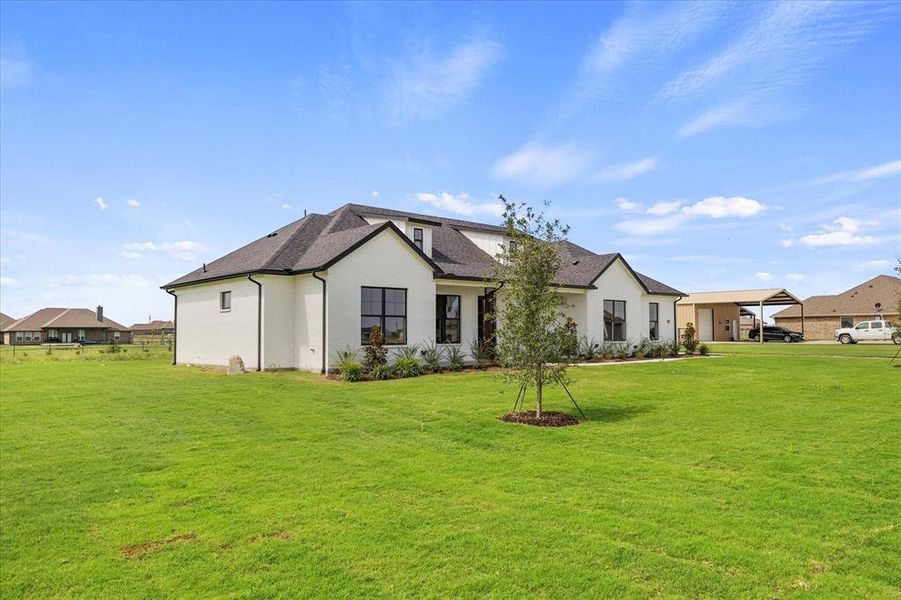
[1,1,899,325]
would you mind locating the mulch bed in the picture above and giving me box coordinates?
[500,411,580,427]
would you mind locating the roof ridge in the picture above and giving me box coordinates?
[42,308,70,327]
[261,214,321,271]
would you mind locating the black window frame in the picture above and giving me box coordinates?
[840,316,853,328]
[413,227,424,250]
[361,286,407,345]
[508,240,518,251]
[648,302,659,341]
[604,299,626,341]
[436,294,462,344]
[220,290,231,311]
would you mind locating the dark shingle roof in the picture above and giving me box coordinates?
[163,203,684,294]
[2,308,129,332]
[772,275,900,318]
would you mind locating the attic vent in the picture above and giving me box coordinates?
[267,232,278,238]
[572,259,580,265]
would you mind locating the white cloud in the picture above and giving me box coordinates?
[646,201,682,216]
[681,196,764,218]
[677,100,753,138]
[798,217,879,247]
[371,191,380,198]
[857,259,891,270]
[390,38,503,121]
[614,215,689,236]
[120,251,143,260]
[781,239,794,248]
[596,157,658,181]
[785,273,805,281]
[281,203,294,209]
[120,240,205,262]
[93,196,108,211]
[614,197,641,212]
[123,242,158,251]
[492,142,594,187]
[0,276,21,287]
[415,192,503,217]
[779,223,793,232]
[126,199,140,208]
[755,272,773,281]
[806,159,901,186]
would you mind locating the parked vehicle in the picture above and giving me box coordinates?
[749,326,804,343]
[834,320,900,344]
[78,339,98,345]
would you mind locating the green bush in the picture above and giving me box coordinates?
[370,363,394,380]
[335,347,364,382]
[578,336,599,361]
[362,325,388,371]
[393,356,421,378]
[467,338,494,369]
[444,345,465,371]
[421,340,442,373]
[682,323,699,355]
[699,344,710,356]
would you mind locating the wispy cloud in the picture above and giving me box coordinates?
[0,47,32,92]
[665,2,895,135]
[0,276,21,287]
[370,191,380,198]
[492,141,594,187]
[804,159,901,186]
[389,38,503,121]
[785,273,804,281]
[93,197,108,211]
[596,157,658,182]
[797,217,879,247]
[121,240,206,262]
[755,272,773,281]
[857,259,891,270]
[126,199,140,208]
[415,192,503,217]
[615,195,764,235]
[614,197,641,213]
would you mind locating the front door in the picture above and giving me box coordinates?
[698,308,713,341]
[61,332,72,343]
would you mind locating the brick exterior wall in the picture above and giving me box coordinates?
[775,314,899,340]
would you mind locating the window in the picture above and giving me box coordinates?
[77,329,85,341]
[871,321,883,330]
[648,302,659,341]
[15,332,23,342]
[220,290,231,311]
[840,316,853,328]
[113,331,121,340]
[413,228,424,250]
[361,287,407,345]
[24,332,32,342]
[855,322,869,330]
[436,295,461,343]
[604,300,626,341]
[508,240,518,251]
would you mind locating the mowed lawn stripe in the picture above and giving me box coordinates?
[1,352,898,597]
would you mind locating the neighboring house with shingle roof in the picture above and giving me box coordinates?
[0,312,15,343]
[773,275,901,339]
[130,320,175,335]
[1,306,131,345]
[163,203,685,372]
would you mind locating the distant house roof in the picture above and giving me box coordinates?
[0,312,14,328]
[772,275,901,318]
[130,320,175,332]
[678,288,801,306]
[163,203,685,295]
[1,308,130,332]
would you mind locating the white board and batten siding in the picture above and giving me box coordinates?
[459,229,507,259]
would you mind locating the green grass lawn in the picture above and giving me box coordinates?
[706,342,899,358]
[1,349,899,597]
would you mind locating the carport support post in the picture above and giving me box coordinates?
[759,300,764,344]
[800,302,805,337]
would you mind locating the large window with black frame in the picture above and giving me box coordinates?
[648,302,659,341]
[604,300,626,341]
[361,287,407,345]
[436,294,461,343]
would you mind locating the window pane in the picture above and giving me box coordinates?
[615,301,625,320]
[385,289,406,316]
[649,323,658,340]
[649,303,658,321]
[444,320,461,343]
[361,315,381,344]
[384,316,406,344]
[840,317,853,328]
[361,288,382,315]
[856,323,869,330]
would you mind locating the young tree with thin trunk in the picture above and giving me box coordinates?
[492,196,572,418]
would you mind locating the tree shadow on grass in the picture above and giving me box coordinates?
[580,403,653,423]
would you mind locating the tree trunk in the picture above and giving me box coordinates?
[535,378,543,418]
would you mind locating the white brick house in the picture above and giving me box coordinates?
[163,204,684,372]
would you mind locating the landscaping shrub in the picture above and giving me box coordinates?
[370,363,394,380]
[562,317,579,358]
[363,325,388,371]
[681,323,699,355]
[420,339,442,373]
[394,344,420,361]
[578,336,599,360]
[336,347,364,382]
[467,338,494,369]
[107,342,122,354]
[444,345,465,371]
[699,344,710,356]
[393,356,421,378]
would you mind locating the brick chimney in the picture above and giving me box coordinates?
[96,305,104,322]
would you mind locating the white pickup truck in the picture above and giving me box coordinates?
[834,320,900,344]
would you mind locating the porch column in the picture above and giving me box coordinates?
[800,302,805,337]
[759,300,764,344]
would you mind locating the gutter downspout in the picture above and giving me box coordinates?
[248,274,262,372]
[165,289,177,366]
[673,297,681,344]
[312,271,327,374]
